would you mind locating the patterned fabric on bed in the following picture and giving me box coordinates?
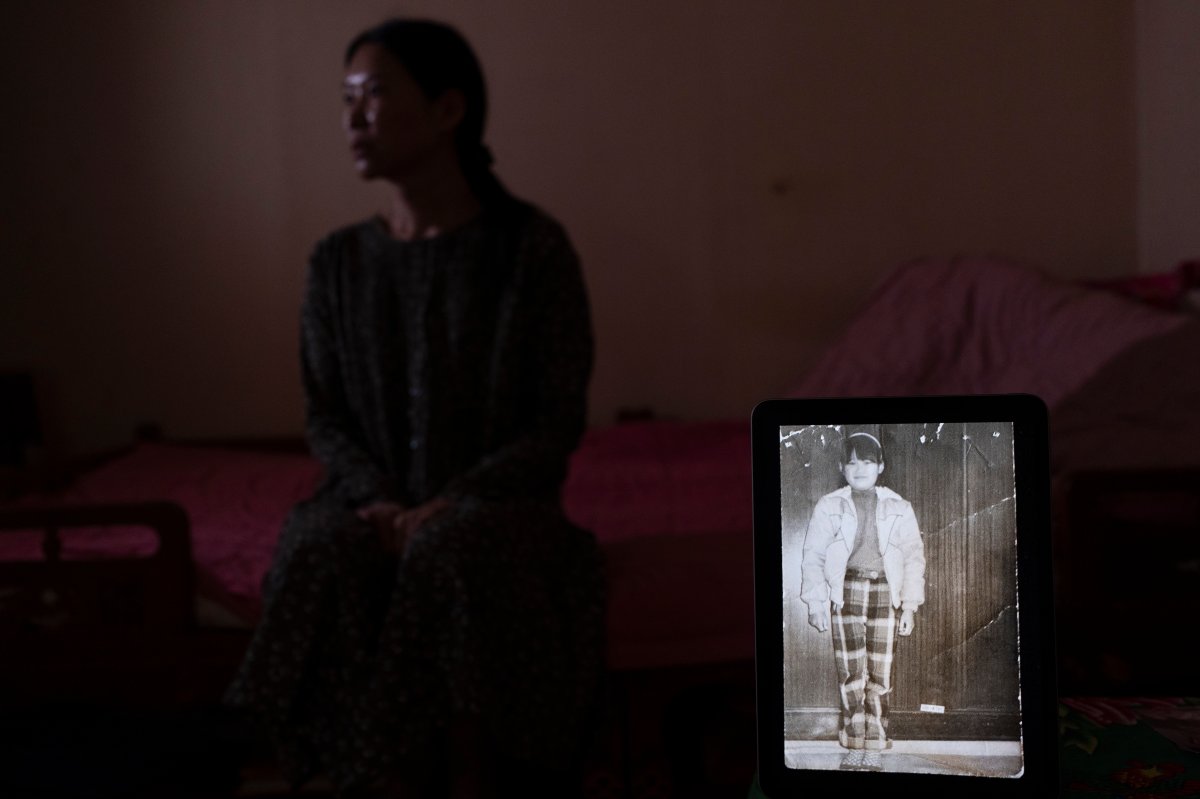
[0,418,759,669]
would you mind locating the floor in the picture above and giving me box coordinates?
[211,680,756,798]
[0,669,1035,798]
[226,661,761,799]
[0,661,760,799]
[784,739,1025,778]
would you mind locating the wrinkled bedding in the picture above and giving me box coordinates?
[0,420,756,669]
[789,256,1187,408]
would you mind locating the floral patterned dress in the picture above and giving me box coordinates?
[224,200,605,791]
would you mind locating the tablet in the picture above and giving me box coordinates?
[751,394,1057,798]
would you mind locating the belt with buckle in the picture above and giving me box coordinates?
[845,568,884,580]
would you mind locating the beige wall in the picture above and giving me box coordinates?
[1136,0,1200,274]
[1,1,1139,456]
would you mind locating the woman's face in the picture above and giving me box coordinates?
[342,43,459,180]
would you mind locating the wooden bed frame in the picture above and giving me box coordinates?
[0,498,265,713]
[0,502,193,705]
[1056,467,1200,696]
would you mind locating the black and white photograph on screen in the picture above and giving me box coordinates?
[779,422,1024,778]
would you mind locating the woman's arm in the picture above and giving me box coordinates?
[442,222,593,502]
[301,245,395,507]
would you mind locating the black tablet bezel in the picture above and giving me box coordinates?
[752,394,1057,799]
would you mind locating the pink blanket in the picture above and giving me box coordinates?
[1,420,756,669]
[788,256,1186,408]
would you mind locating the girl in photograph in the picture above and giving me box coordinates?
[800,431,926,771]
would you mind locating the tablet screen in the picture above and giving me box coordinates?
[752,396,1057,798]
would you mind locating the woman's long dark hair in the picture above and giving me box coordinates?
[345,18,514,210]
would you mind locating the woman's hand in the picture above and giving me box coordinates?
[355,499,408,547]
[898,608,916,636]
[357,497,451,552]
[392,497,451,544]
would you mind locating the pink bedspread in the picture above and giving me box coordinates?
[788,256,1186,408]
[564,419,755,668]
[0,420,756,670]
[2,447,322,623]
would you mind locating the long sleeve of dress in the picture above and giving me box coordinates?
[300,246,395,506]
[442,225,593,502]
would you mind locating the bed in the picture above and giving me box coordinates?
[0,417,757,707]
[2,257,1198,712]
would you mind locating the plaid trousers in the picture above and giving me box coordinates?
[832,575,897,751]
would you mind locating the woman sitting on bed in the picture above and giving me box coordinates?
[225,18,604,798]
